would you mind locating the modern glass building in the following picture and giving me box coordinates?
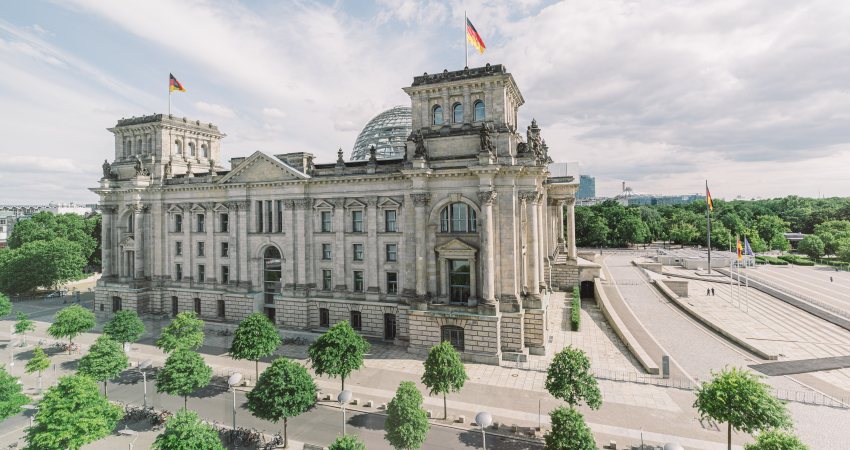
[350,106,412,161]
[577,175,596,199]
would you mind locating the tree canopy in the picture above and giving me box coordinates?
[247,357,316,449]
[8,211,99,264]
[0,365,28,420]
[14,312,35,336]
[0,239,87,294]
[421,341,468,420]
[797,235,825,260]
[77,335,128,396]
[151,409,226,450]
[329,435,367,450]
[47,305,96,350]
[24,375,122,450]
[156,312,205,353]
[744,430,808,450]
[384,381,430,450]
[0,292,11,317]
[307,320,370,390]
[544,406,596,450]
[103,310,145,346]
[694,367,791,450]
[229,312,281,381]
[25,346,50,389]
[545,346,602,410]
[155,349,212,409]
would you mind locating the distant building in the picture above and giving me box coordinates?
[0,211,18,248]
[614,182,704,207]
[577,175,596,199]
[0,203,95,217]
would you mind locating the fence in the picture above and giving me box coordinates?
[725,269,850,320]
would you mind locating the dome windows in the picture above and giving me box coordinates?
[453,103,463,123]
[433,105,444,125]
[474,100,485,122]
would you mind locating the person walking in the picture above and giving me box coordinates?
[711,287,715,296]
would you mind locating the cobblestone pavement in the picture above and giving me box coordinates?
[745,264,850,313]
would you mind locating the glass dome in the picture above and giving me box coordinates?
[350,106,412,161]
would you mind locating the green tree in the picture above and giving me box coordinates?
[229,312,281,381]
[0,365,28,420]
[14,312,35,337]
[755,215,790,244]
[24,375,122,450]
[744,429,808,450]
[797,235,824,260]
[156,349,212,409]
[544,406,596,450]
[575,208,608,247]
[247,357,316,449]
[329,435,367,450]
[103,310,145,347]
[77,335,128,397]
[151,409,226,450]
[8,211,98,262]
[0,292,11,317]
[746,230,769,253]
[669,222,700,245]
[421,341,468,420]
[0,239,87,294]
[614,212,650,246]
[47,304,96,353]
[156,312,205,354]
[25,347,50,390]
[770,234,791,252]
[836,238,850,263]
[694,367,791,450]
[307,320,370,390]
[545,346,601,410]
[384,381,430,450]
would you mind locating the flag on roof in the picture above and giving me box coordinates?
[169,73,186,92]
[466,17,486,54]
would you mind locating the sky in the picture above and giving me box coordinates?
[1,0,849,204]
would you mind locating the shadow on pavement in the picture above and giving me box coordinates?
[188,376,229,400]
[346,411,386,431]
[457,429,542,449]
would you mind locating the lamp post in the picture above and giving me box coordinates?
[22,404,37,428]
[138,360,152,408]
[228,372,243,432]
[118,427,139,450]
[337,390,352,436]
[475,411,492,450]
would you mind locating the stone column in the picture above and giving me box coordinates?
[366,197,379,293]
[204,204,214,283]
[537,195,547,291]
[412,193,430,298]
[293,198,311,290]
[566,197,577,260]
[235,201,249,286]
[522,192,540,297]
[101,206,114,278]
[477,190,497,304]
[332,199,346,291]
[282,200,296,288]
[182,204,193,282]
[518,196,528,292]
[228,204,238,284]
[133,204,145,279]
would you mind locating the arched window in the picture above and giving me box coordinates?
[473,100,485,121]
[263,247,282,304]
[453,103,463,123]
[441,325,464,351]
[147,137,153,153]
[433,105,443,125]
[175,140,182,156]
[440,203,477,233]
[188,142,196,157]
[126,139,132,156]
[137,139,143,154]
[201,144,208,158]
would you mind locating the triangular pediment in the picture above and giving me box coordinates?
[166,204,184,213]
[218,151,310,184]
[213,203,230,212]
[313,200,334,209]
[435,238,477,253]
[345,199,366,209]
[378,197,401,208]
[119,236,135,248]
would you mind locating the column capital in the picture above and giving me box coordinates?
[365,196,379,207]
[282,199,296,208]
[412,193,431,206]
[229,200,249,210]
[518,190,539,203]
[131,203,148,213]
[292,198,312,209]
[477,190,497,205]
[100,205,118,214]
[564,197,576,207]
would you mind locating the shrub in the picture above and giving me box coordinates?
[570,286,581,331]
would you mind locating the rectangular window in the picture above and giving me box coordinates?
[175,214,183,232]
[217,300,225,318]
[112,296,122,313]
[220,213,229,232]
[387,272,398,294]
[322,269,332,291]
[175,263,182,281]
[128,215,134,233]
[442,326,465,351]
[265,200,273,233]
[221,265,230,284]
[197,242,205,257]
[198,264,205,283]
[350,311,362,331]
[275,200,283,233]
[196,213,205,232]
[194,298,201,315]
[449,259,471,304]
[175,241,182,256]
[384,313,397,340]
[386,244,398,262]
[256,201,264,232]
[385,210,397,232]
[352,210,363,233]
[322,243,332,260]
[221,242,229,257]
[353,243,364,261]
[171,296,178,317]
[321,211,332,232]
[353,271,364,292]
[319,308,330,327]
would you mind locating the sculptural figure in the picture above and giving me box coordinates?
[479,124,495,154]
[133,155,144,176]
[102,159,111,179]
[412,131,427,160]
[163,160,172,179]
[209,159,216,175]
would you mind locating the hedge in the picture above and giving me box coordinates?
[778,255,815,266]
[570,286,581,331]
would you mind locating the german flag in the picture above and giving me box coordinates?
[705,181,714,211]
[466,18,486,54]
[169,73,186,92]
[737,237,743,261]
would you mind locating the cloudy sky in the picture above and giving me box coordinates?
[2,0,849,203]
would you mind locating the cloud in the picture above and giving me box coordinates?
[0,156,82,173]
[195,101,235,118]
[262,107,286,119]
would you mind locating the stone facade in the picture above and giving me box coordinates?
[92,64,580,364]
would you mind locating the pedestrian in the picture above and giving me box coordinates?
[711,287,715,296]
[707,288,711,296]
[830,276,834,283]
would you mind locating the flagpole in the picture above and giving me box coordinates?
[464,11,468,68]
[706,180,711,274]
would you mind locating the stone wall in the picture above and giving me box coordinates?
[524,309,546,355]
[408,311,501,364]
[551,262,579,291]
[500,313,524,353]
[661,279,689,297]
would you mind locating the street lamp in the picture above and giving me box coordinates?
[118,427,139,450]
[228,372,243,431]
[22,404,37,428]
[337,390,352,436]
[475,411,493,450]
[663,444,684,450]
[138,360,152,408]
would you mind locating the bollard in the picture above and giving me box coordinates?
[457,415,465,424]
[426,410,433,418]
[364,400,373,407]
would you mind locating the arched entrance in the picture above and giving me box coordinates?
[580,281,594,299]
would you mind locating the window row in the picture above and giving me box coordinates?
[432,100,485,125]
[318,310,397,339]
[319,270,397,294]
[254,205,400,234]
[173,263,229,284]
[172,213,229,233]
[174,241,229,258]
[321,243,397,262]
[173,140,210,158]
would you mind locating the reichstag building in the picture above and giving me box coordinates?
[93,64,588,364]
